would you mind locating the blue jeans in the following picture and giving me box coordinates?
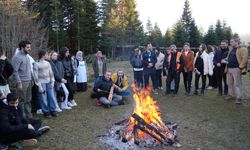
[115,88,131,96]
[38,83,57,113]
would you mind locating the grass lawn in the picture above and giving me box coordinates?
[32,61,250,150]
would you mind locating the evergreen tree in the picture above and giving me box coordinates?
[181,0,192,35]
[151,23,163,46]
[172,21,188,47]
[164,28,173,47]
[215,19,224,44]
[204,25,216,45]
[188,20,201,47]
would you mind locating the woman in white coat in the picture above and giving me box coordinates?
[194,44,213,95]
[75,51,88,92]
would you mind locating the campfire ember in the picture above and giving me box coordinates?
[100,84,181,149]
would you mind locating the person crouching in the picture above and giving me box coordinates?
[94,71,124,107]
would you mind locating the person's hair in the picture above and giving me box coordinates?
[207,45,214,53]
[221,40,228,44]
[183,42,190,47]
[145,42,151,48]
[7,93,18,103]
[200,44,207,51]
[170,44,177,49]
[18,41,31,49]
[49,50,57,57]
[134,48,140,52]
[231,37,241,44]
[59,47,69,59]
[38,50,47,59]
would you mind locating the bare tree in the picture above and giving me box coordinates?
[0,0,48,59]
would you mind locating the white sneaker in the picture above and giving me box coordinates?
[67,101,74,107]
[36,109,43,115]
[207,86,213,90]
[55,107,62,113]
[61,102,72,110]
[70,100,77,106]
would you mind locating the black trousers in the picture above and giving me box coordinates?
[65,77,75,101]
[216,67,228,95]
[144,68,157,89]
[76,82,87,92]
[166,71,180,94]
[183,71,192,93]
[195,74,206,92]
[156,69,163,88]
[31,84,40,112]
[0,119,41,144]
[133,71,143,88]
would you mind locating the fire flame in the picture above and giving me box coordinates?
[125,83,175,143]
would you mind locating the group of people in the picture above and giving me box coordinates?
[92,50,130,107]
[130,38,249,104]
[0,41,88,149]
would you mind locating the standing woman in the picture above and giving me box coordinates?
[193,44,213,95]
[206,45,215,90]
[49,51,72,110]
[75,50,88,92]
[33,50,57,117]
[92,50,107,85]
[59,47,77,107]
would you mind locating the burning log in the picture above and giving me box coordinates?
[132,113,176,144]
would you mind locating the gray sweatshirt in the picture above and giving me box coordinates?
[11,51,32,83]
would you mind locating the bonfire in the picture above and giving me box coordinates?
[100,84,181,149]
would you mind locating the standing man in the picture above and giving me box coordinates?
[225,38,248,104]
[213,40,229,96]
[164,45,184,95]
[92,50,107,85]
[12,41,33,119]
[155,47,165,90]
[181,42,194,95]
[142,42,158,94]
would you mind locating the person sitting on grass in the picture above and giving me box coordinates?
[0,93,50,148]
[111,70,130,96]
[94,71,124,107]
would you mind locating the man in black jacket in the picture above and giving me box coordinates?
[0,93,50,147]
[213,40,229,96]
[94,71,123,107]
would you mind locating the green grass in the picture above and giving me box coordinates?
[31,61,250,150]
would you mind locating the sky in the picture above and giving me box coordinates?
[135,0,250,35]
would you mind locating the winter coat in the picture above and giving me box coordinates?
[225,47,248,74]
[92,57,107,78]
[0,59,14,86]
[194,51,213,75]
[111,73,129,91]
[0,99,29,137]
[181,50,194,72]
[155,52,165,70]
[49,60,65,91]
[93,77,113,98]
[130,54,143,71]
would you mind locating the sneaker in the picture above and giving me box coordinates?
[224,95,233,101]
[50,111,57,117]
[235,99,242,104]
[61,102,72,110]
[0,144,8,150]
[36,109,43,115]
[55,107,62,113]
[22,139,37,147]
[207,86,213,90]
[193,90,198,95]
[43,112,51,118]
[70,99,77,106]
[38,126,50,135]
[67,101,74,107]
[96,99,102,106]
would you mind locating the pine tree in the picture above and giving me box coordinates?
[181,0,192,40]
[215,20,224,44]
[172,21,188,47]
[188,20,201,47]
[164,28,173,47]
[204,25,216,45]
[151,23,163,46]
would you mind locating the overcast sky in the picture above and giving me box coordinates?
[135,0,250,35]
